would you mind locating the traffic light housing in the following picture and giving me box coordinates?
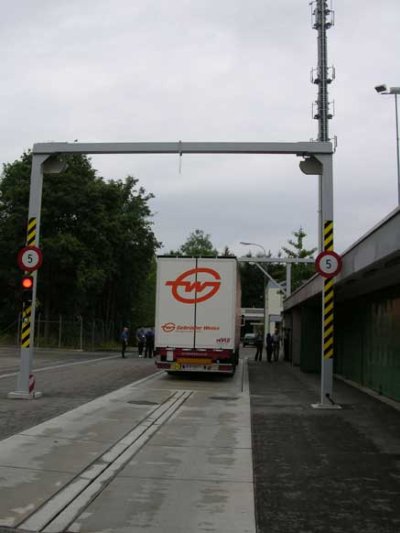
[21,275,33,303]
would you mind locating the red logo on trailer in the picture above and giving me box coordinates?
[166,268,221,304]
[161,322,176,332]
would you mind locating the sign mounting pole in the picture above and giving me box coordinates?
[8,155,48,399]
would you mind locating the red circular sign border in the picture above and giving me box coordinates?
[315,250,342,279]
[17,246,43,272]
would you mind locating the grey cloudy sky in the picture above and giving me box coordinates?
[1,0,399,257]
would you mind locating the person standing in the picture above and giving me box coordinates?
[136,327,146,357]
[120,327,129,358]
[265,332,274,363]
[144,328,155,358]
[272,329,280,362]
[254,331,263,362]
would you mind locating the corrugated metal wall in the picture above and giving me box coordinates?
[336,285,400,401]
[300,304,321,373]
[285,284,400,401]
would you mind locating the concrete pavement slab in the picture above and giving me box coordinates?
[22,403,156,443]
[173,395,251,428]
[0,466,74,527]
[16,392,191,533]
[0,434,112,473]
[150,420,252,449]
[68,477,255,533]
[120,444,253,483]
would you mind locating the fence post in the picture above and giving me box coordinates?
[36,313,41,348]
[58,314,62,348]
[17,312,21,346]
[79,316,83,351]
[91,319,95,351]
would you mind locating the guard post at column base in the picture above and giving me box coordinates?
[7,390,43,400]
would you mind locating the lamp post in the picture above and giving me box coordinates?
[375,84,400,205]
[240,241,268,340]
[239,241,266,256]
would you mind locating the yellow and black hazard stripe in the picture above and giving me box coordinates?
[21,302,32,348]
[26,217,37,246]
[323,220,334,252]
[323,220,334,360]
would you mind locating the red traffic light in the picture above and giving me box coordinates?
[21,276,33,290]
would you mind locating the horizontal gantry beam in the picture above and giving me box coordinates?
[238,257,315,264]
[33,141,333,156]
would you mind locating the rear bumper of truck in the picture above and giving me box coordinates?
[156,360,235,373]
[155,347,238,374]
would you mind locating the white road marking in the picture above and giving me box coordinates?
[0,354,125,380]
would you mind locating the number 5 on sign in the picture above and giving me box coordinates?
[315,250,342,279]
[17,246,43,272]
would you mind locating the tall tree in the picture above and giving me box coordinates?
[170,229,218,257]
[221,245,235,257]
[281,227,316,290]
[0,152,159,327]
[239,253,265,308]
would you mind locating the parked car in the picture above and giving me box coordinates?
[243,333,257,347]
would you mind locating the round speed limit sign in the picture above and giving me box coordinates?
[315,250,342,279]
[17,246,43,272]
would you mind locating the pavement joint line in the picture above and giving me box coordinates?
[18,390,192,533]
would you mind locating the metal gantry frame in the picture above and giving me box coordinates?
[238,257,315,358]
[9,141,335,407]
[238,256,316,298]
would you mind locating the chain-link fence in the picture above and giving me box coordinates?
[0,315,125,350]
[0,318,20,346]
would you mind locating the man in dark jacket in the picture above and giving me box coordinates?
[254,331,263,362]
[120,327,129,358]
[144,328,155,358]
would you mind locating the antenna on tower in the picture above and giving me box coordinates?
[310,0,335,142]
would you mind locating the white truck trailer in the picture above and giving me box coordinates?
[155,257,241,375]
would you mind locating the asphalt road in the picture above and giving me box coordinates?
[0,347,159,441]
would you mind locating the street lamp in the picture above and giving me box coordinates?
[239,241,266,256]
[375,84,400,205]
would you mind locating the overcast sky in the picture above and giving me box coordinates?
[1,0,399,257]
